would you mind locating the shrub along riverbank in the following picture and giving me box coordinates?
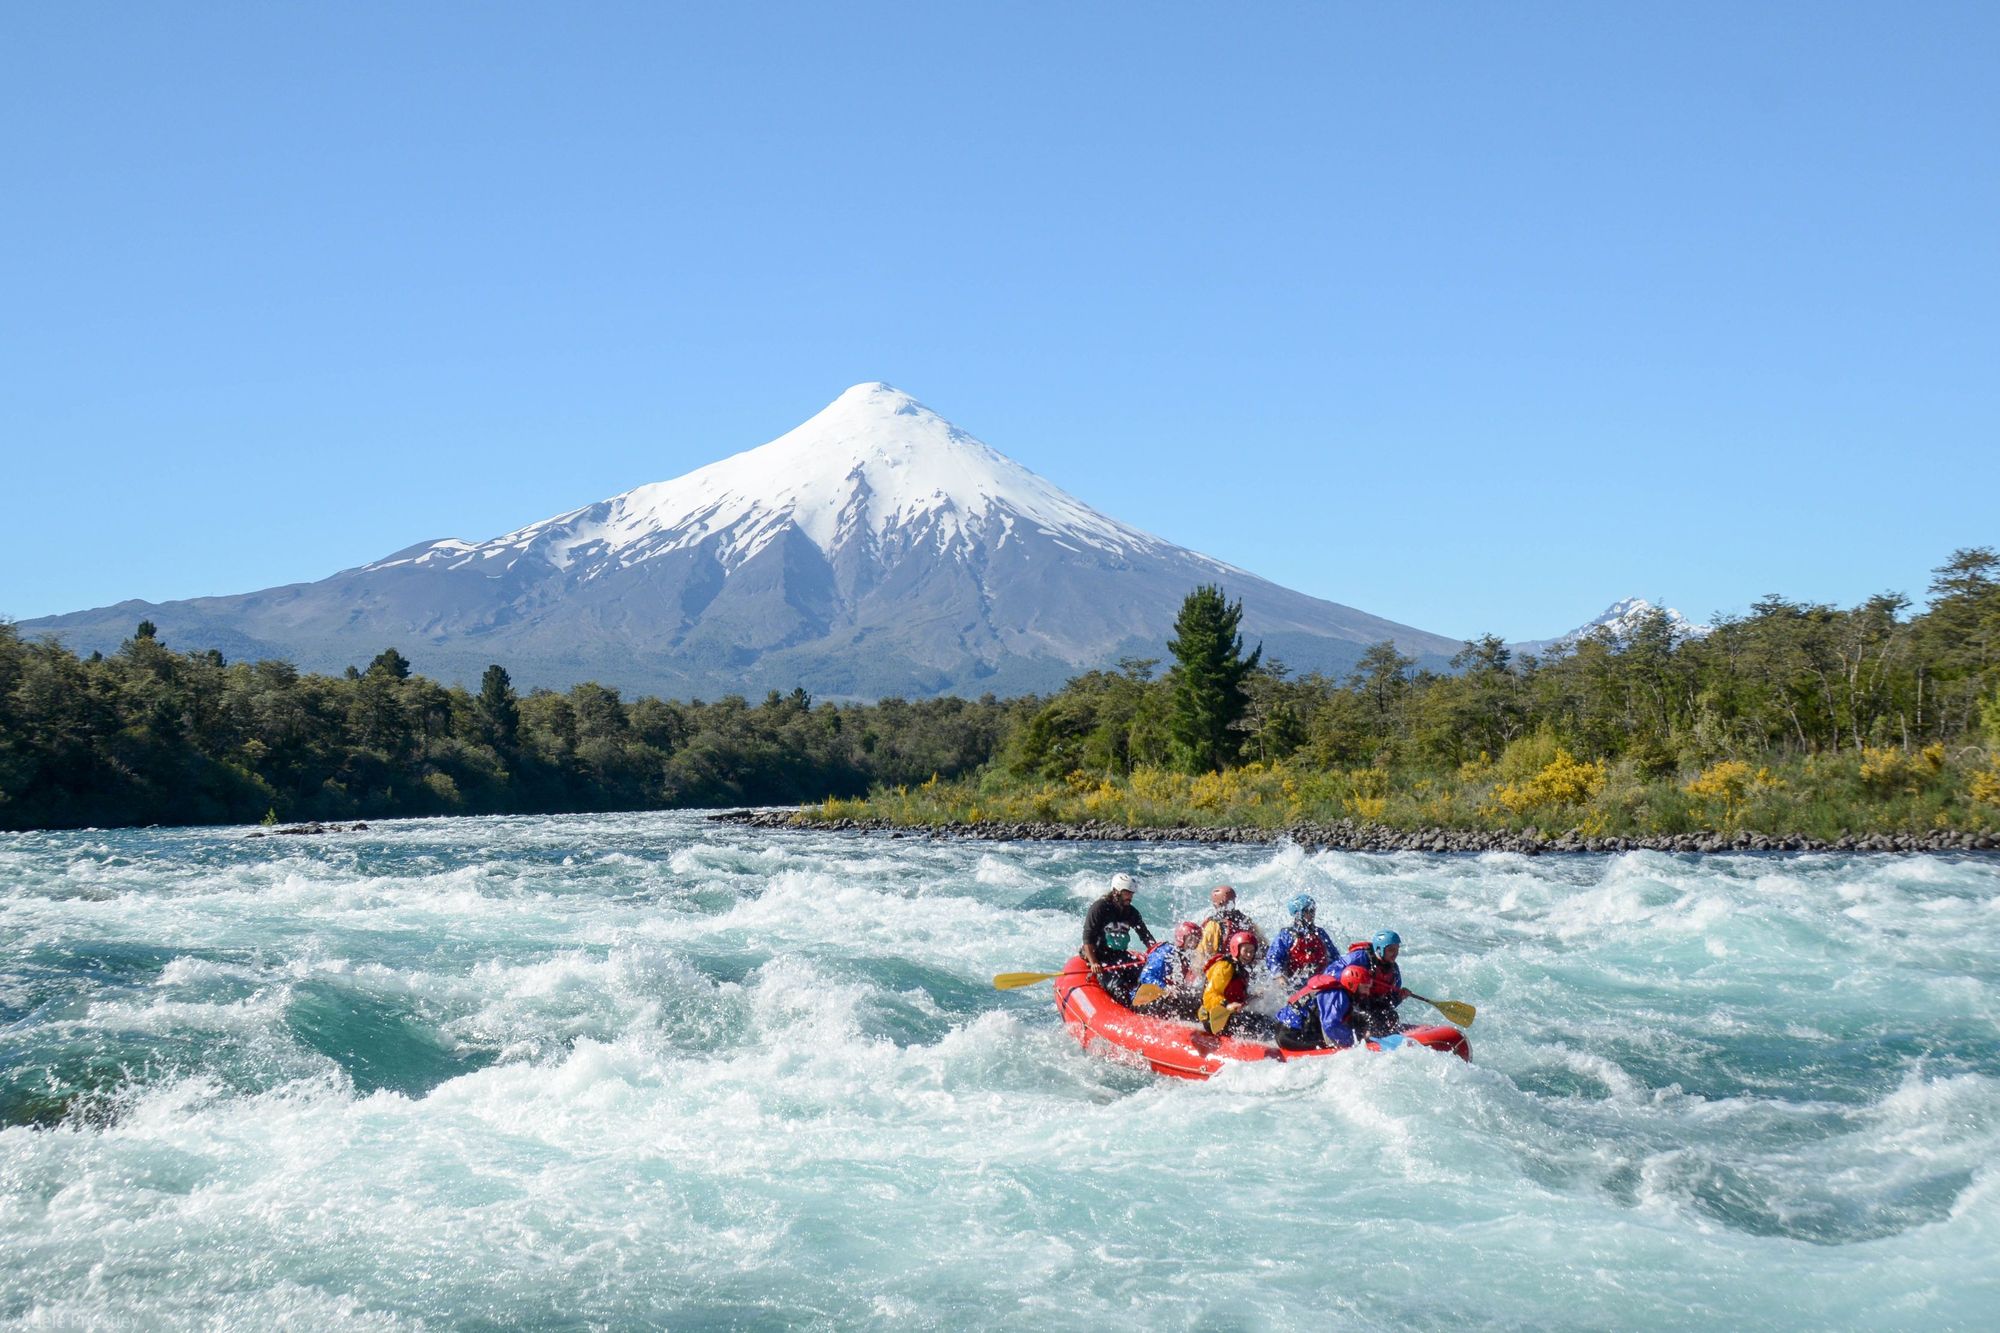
[788,547,2000,847]
[767,744,2000,850]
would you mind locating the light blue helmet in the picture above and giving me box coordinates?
[1371,929,1402,955]
[1286,893,1316,919]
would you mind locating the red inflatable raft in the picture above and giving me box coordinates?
[1053,956,1469,1080]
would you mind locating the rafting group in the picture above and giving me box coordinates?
[994,874,1475,1077]
[1075,871,1445,1047]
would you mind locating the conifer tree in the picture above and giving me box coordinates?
[478,664,521,750]
[368,647,412,680]
[1165,585,1261,774]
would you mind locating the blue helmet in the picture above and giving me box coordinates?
[1286,893,1316,919]
[1371,929,1402,955]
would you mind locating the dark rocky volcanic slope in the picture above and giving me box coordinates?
[23,384,1465,698]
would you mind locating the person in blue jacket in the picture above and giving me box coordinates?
[1136,921,1203,1016]
[1335,929,1410,1040]
[1264,894,1336,988]
[1274,928,1410,1050]
[1272,964,1353,1051]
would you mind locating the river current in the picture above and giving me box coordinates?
[1,812,1995,1329]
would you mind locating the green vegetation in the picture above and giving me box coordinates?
[822,550,2000,840]
[0,629,1023,831]
[1164,584,1261,773]
[2,547,1996,838]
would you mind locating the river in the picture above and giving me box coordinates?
[2,812,1995,1329]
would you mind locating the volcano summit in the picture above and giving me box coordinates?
[24,384,1461,698]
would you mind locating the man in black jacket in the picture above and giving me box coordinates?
[1081,872,1156,1006]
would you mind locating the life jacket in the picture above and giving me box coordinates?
[1204,954,1248,1007]
[1339,944,1402,999]
[1285,970,1342,1008]
[1282,927,1331,975]
[1276,970,1344,1041]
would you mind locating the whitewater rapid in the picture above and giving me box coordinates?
[2,813,1995,1329]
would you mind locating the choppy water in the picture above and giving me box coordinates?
[1,813,1996,1330]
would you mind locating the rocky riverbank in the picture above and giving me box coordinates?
[710,808,1999,855]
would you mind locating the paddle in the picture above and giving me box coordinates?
[1204,1003,1241,1035]
[1406,992,1477,1027]
[1133,983,1164,1007]
[992,971,1062,990]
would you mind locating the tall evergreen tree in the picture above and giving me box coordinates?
[478,664,521,750]
[1165,585,1261,774]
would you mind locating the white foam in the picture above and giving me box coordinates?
[3,812,1997,1327]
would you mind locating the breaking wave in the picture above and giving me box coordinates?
[3,815,1995,1328]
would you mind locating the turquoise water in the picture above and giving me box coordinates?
[2,813,1996,1330]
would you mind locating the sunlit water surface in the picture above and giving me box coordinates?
[2,813,1996,1329]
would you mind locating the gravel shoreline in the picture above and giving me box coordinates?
[709,808,1999,855]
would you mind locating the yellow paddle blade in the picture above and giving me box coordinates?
[1431,999,1477,1027]
[992,971,1062,990]
[1133,984,1163,1007]
[1414,994,1477,1027]
[1204,1005,1229,1035]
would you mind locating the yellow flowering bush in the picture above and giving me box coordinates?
[1683,759,1755,826]
[1684,759,1754,804]
[1857,745,1940,793]
[1346,794,1388,821]
[1492,749,1607,816]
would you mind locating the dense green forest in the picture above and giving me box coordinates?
[2,548,1996,835]
[0,627,1026,831]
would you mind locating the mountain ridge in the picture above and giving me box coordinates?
[22,384,1466,699]
[1511,597,1712,658]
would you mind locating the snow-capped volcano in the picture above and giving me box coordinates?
[1513,598,1712,658]
[25,384,1463,698]
[369,383,1178,579]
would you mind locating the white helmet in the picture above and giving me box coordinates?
[1110,872,1137,894]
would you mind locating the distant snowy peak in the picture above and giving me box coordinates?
[1515,598,1712,657]
[367,382,1188,578]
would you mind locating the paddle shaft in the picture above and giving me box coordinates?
[993,958,1142,992]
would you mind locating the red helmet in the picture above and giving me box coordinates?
[1227,930,1258,955]
[1340,963,1371,992]
[1174,920,1202,949]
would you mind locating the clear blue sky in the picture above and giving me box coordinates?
[4,2,1994,642]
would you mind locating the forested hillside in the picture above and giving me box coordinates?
[2,548,1995,835]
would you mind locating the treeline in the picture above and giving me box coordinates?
[835,548,2000,840]
[0,628,1026,831]
[3,547,1996,835]
[1003,549,2000,781]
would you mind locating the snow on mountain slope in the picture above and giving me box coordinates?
[368,383,1192,579]
[26,383,1463,698]
[1514,597,1712,657]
